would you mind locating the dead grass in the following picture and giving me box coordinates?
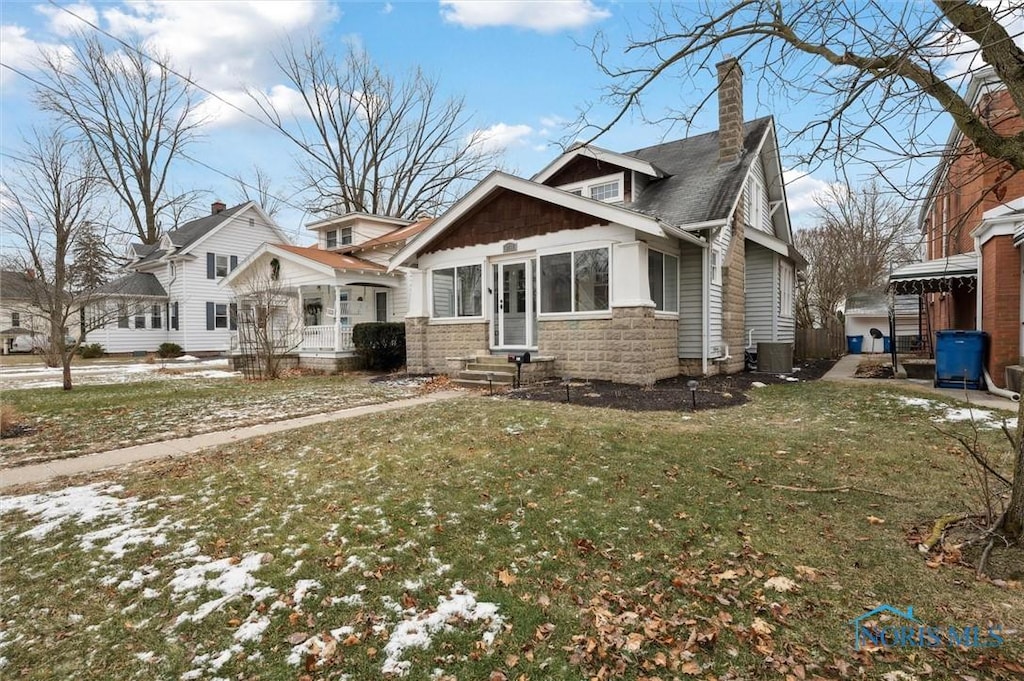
[0,381,1020,680]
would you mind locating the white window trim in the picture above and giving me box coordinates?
[557,172,625,203]
[711,248,723,286]
[340,226,353,245]
[537,245,612,317]
[746,177,763,232]
[779,261,794,319]
[648,248,680,313]
[215,254,229,278]
[326,229,338,249]
[430,263,484,320]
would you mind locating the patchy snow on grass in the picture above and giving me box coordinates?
[890,394,1017,430]
[381,582,503,677]
[0,484,170,558]
[169,553,274,625]
[0,358,237,391]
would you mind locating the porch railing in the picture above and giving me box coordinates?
[302,324,354,352]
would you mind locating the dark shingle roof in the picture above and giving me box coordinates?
[96,272,167,297]
[622,117,772,226]
[0,270,47,301]
[132,204,248,264]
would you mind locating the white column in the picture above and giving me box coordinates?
[334,285,343,351]
[405,268,428,318]
[611,241,654,308]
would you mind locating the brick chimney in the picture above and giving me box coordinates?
[211,201,226,215]
[716,57,744,165]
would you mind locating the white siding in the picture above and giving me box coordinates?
[677,241,703,358]
[177,207,283,352]
[747,156,773,235]
[744,244,775,345]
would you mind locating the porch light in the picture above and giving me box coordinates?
[687,379,699,411]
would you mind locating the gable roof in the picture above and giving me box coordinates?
[345,217,433,252]
[390,171,706,269]
[274,244,385,272]
[532,144,666,184]
[624,117,773,226]
[0,270,46,301]
[95,272,168,298]
[130,202,288,265]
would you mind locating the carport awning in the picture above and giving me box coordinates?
[888,254,977,295]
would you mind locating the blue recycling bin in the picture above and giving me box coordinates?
[846,335,864,354]
[934,330,986,390]
[883,336,892,353]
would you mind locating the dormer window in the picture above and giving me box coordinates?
[326,230,338,249]
[341,227,352,245]
[558,173,624,203]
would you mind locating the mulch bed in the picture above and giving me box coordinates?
[504,358,837,412]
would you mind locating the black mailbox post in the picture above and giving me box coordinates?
[507,351,531,388]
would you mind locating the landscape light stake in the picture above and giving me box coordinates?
[687,379,699,411]
[486,371,494,396]
[562,376,571,403]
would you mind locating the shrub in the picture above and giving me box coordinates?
[157,342,184,359]
[78,343,104,359]
[352,322,406,371]
[0,404,27,438]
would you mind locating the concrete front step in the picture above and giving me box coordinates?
[465,362,520,374]
[458,369,515,383]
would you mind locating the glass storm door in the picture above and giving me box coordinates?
[492,260,533,348]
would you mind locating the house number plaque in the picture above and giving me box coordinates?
[502,241,518,253]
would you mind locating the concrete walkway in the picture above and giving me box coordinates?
[0,391,465,490]
[822,353,1018,412]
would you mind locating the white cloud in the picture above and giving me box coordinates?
[190,84,309,128]
[0,24,67,90]
[98,1,335,91]
[382,2,394,14]
[470,122,534,153]
[34,2,99,36]
[440,0,610,32]
[783,169,845,226]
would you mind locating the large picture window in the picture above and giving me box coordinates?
[540,247,609,314]
[432,265,482,318]
[648,249,679,312]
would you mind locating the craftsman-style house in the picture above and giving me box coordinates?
[391,59,801,385]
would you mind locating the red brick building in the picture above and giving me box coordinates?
[891,68,1024,390]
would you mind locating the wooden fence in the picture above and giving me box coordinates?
[795,325,846,360]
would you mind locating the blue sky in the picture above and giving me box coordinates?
[2,1,1014,246]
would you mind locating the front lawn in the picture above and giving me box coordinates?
[1,381,1020,680]
[0,376,419,467]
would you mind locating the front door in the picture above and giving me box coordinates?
[492,260,534,348]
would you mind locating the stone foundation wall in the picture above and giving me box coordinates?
[538,307,678,384]
[298,355,362,374]
[405,318,488,374]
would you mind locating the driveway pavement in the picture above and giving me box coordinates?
[0,391,464,490]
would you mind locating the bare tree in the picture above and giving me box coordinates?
[251,42,501,218]
[231,260,301,380]
[232,164,285,218]
[795,182,918,327]
[34,33,204,245]
[585,2,1023,200]
[1,130,142,390]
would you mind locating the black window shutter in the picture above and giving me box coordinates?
[229,303,238,330]
[173,302,179,330]
[206,302,215,330]
[230,255,238,271]
[207,253,215,279]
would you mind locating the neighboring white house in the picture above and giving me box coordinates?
[0,270,51,354]
[223,212,431,372]
[88,201,290,354]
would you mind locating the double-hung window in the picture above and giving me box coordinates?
[134,308,146,329]
[216,255,229,278]
[326,230,338,249]
[340,227,353,245]
[539,247,609,314]
[151,304,162,329]
[215,304,228,329]
[779,261,794,317]
[648,249,679,312]
[432,265,482,318]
